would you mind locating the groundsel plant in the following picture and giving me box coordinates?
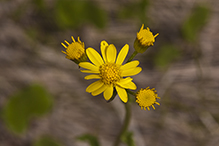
[61,24,160,146]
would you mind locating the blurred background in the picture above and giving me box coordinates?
[0,0,219,146]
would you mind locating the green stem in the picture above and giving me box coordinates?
[127,50,138,63]
[113,102,131,146]
[126,90,136,96]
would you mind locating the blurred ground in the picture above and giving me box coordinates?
[0,0,219,146]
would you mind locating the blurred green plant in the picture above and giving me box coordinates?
[181,5,210,42]
[2,84,53,134]
[122,131,136,146]
[154,44,180,69]
[54,0,107,29]
[118,0,149,24]
[77,134,100,146]
[33,136,62,146]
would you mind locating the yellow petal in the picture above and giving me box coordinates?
[80,70,100,73]
[106,44,117,63]
[115,86,128,103]
[117,77,133,84]
[84,74,101,80]
[91,84,107,96]
[100,40,108,63]
[86,80,103,93]
[103,85,113,101]
[79,62,99,72]
[121,67,142,77]
[116,79,136,90]
[116,44,129,65]
[123,81,137,90]
[120,60,139,70]
[86,47,104,66]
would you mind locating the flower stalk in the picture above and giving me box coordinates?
[113,101,131,146]
[127,50,138,63]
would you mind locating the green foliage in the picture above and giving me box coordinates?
[33,136,62,146]
[2,84,53,134]
[122,131,136,146]
[118,0,149,24]
[77,134,100,146]
[54,0,107,29]
[32,0,46,11]
[154,44,180,68]
[182,5,210,42]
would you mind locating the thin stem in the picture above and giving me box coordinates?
[113,102,131,146]
[126,90,136,96]
[127,50,138,63]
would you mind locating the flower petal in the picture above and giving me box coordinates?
[103,85,113,101]
[124,81,137,90]
[79,62,99,72]
[91,84,108,96]
[121,67,142,77]
[120,60,139,70]
[106,44,117,63]
[117,77,133,84]
[86,47,104,66]
[84,74,101,80]
[116,78,136,90]
[116,44,129,65]
[80,70,100,73]
[115,86,128,103]
[100,40,108,63]
[86,80,103,93]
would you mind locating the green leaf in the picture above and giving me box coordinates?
[54,0,107,29]
[122,131,136,146]
[182,5,210,42]
[77,134,100,146]
[154,44,180,68]
[118,0,149,24]
[33,136,62,146]
[55,0,86,29]
[84,1,107,29]
[2,84,53,134]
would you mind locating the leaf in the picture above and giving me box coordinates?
[54,0,107,29]
[122,131,136,146]
[182,5,210,42]
[154,44,180,68]
[77,134,100,146]
[33,136,62,146]
[85,1,107,29]
[118,0,149,24]
[2,84,53,134]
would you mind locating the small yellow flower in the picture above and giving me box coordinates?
[136,87,160,110]
[79,40,142,103]
[134,24,159,53]
[61,36,87,64]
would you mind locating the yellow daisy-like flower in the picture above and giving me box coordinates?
[134,24,159,53]
[136,87,160,110]
[61,36,87,64]
[79,40,142,103]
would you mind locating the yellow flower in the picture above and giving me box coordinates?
[61,36,87,64]
[79,40,142,103]
[134,24,159,53]
[136,87,160,110]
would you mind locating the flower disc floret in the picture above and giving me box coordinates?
[79,40,142,103]
[61,36,87,64]
[136,87,160,111]
[99,63,121,85]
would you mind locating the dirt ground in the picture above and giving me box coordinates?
[0,0,219,146]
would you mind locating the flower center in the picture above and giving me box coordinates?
[136,87,160,110]
[99,63,121,85]
[67,42,85,60]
